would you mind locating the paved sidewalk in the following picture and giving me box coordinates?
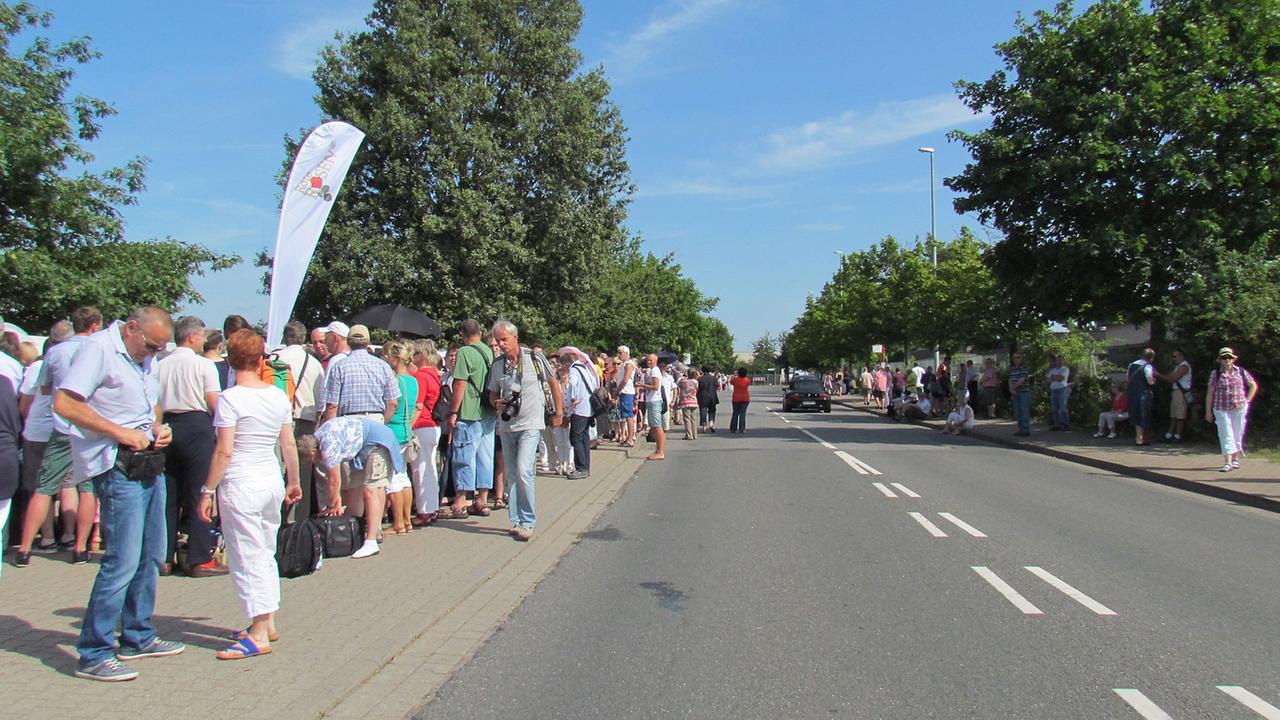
[836,398,1280,511]
[0,445,644,720]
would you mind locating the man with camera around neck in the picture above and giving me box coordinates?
[53,306,185,682]
[486,320,562,541]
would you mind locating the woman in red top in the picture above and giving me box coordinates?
[729,367,752,434]
[411,339,443,525]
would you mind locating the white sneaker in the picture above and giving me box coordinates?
[1092,432,1104,438]
[1231,459,1241,469]
[1220,464,1232,473]
[1107,432,1117,439]
[351,540,380,559]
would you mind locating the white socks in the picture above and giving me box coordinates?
[352,540,380,559]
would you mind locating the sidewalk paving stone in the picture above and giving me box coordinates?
[0,444,644,720]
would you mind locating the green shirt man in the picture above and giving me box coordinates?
[452,340,494,422]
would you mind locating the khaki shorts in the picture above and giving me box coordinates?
[1170,389,1189,420]
[341,446,392,491]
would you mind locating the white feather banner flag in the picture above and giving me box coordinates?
[266,121,366,348]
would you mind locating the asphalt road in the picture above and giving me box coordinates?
[414,386,1280,719]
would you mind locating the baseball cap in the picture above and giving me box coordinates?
[1217,346,1237,359]
[348,324,371,343]
[324,321,350,337]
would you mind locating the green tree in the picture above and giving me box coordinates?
[747,332,778,373]
[948,0,1280,333]
[0,2,236,327]
[268,0,632,337]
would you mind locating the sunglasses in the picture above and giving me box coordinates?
[133,325,166,354]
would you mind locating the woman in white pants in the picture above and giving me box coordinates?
[411,340,443,524]
[199,329,301,660]
[1204,347,1257,473]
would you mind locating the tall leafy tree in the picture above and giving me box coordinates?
[270,0,633,337]
[948,0,1280,333]
[0,2,236,327]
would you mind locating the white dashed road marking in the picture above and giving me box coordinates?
[972,566,1043,615]
[889,482,920,498]
[1025,566,1117,616]
[872,482,897,498]
[1114,689,1173,719]
[938,512,987,537]
[908,512,948,538]
[1217,686,1280,719]
[835,450,869,475]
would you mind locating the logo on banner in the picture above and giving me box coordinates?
[292,142,339,202]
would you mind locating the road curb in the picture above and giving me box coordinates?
[833,399,1280,514]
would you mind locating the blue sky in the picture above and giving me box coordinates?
[39,0,1060,350]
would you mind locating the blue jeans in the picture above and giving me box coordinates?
[77,468,167,665]
[1050,387,1070,428]
[730,401,749,432]
[1013,391,1032,433]
[500,429,540,528]
[452,414,497,492]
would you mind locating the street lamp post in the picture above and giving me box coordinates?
[919,146,939,369]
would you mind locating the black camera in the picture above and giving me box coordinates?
[501,391,522,422]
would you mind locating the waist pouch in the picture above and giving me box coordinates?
[116,447,167,481]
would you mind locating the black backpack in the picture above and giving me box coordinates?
[275,519,323,578]
[432,382,454,425]
[311,515,364,558]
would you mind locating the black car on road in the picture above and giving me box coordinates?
[783,376,831,413]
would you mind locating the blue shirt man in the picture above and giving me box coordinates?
[54,308,185,682]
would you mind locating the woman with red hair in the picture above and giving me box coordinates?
[198,329,301,660]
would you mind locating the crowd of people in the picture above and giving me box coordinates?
[0,305,740,679]
[846,346,1257,469]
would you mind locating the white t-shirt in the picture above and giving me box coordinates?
[643,367,663,403]
[618,359,637,396]
[20,360,54,442]
[0,350,22,393]
[213,384,292,486]
[949,405,975,430]
[1046,365,1070,390]
[660,371,676,408]
[158,347,220,413]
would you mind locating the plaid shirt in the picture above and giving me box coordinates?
[1210,365,1254,411]
[324,348,399,414]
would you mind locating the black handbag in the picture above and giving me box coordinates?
[276,519,323,578]
[310,515,364,558]
[115,446,167,481]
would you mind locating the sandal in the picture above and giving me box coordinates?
[412,513,437,527]
[440,506,469,519]
[232,627,279,643]
[493,499,508,510]
[216,636,272,660]
[470,504,491,517]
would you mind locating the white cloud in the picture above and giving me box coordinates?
[757,94,982,173]
[638,177,780,200]
[274,9,367,79]
[797,223,844,232]
[606,0,736,78]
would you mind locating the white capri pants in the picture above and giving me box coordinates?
[219,481,285,619]
[412,426,441,514]
[552,425,572,468]
[1213,408,1247,456]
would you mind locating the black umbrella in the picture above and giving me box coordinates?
[351,304,442,338]
[656,350,680,364]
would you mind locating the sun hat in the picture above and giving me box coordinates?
[1217,347,1237,359]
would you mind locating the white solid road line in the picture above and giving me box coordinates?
[1025,566,1118,616]
[1218,686,1280,719]
[835,450,869,475]
[938,512,987,537]
[1113,689,1174,719]
[908,512,948,538]
[972,566,1044,615]
[889,482,920,498]
[872,482,897,498]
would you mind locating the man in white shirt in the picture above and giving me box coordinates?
[0,322,23,392]
[157,315,225,577]
[1046,354,1071,431]
[637,353,667,461]
[277,320,326,519]
[1159,349,1193,443]
[15,322,70,557]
